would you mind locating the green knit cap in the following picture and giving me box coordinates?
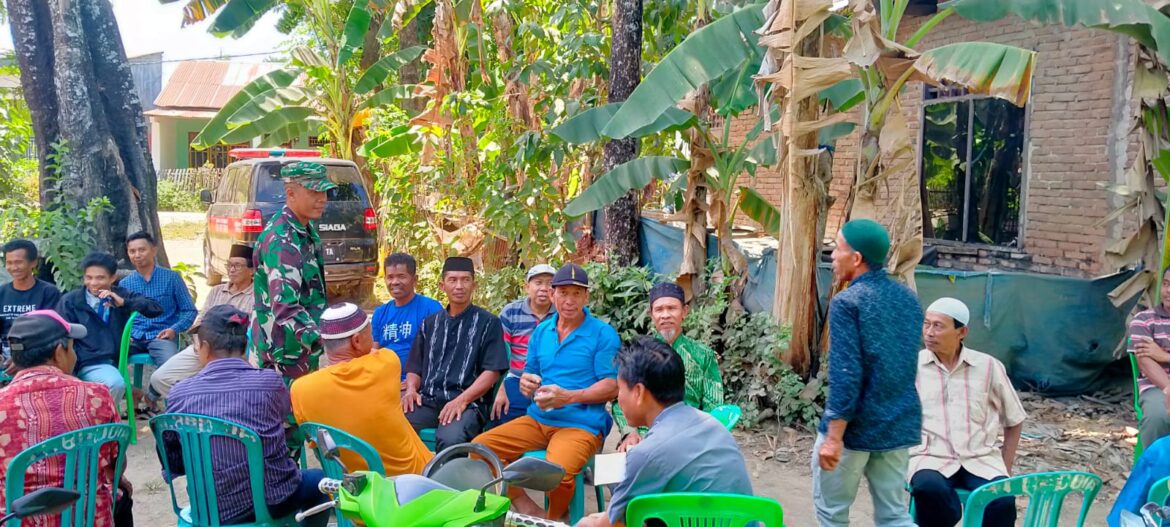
[840,219,890,266]
[280,161,337,192]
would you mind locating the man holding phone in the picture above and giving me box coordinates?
[1128,268,1170,449]
[473,263,620,521]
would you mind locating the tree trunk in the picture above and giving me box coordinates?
[9,0,167,268]
[601,0,643,267]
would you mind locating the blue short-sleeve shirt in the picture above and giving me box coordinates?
[524,310,619,436]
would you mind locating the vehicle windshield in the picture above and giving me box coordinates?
[254,162,370,204]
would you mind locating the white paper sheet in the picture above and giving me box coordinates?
[592,452,627,486]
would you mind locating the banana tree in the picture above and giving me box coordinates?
[189,0,427,200]
[942,0,1170,306]
[553,3,788,306]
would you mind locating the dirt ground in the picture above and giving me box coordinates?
[139,227,1125,526]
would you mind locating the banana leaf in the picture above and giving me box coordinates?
[168,0,226,27]
[600,3,766,139]
[710,38,764,116]
[291,46,329,69]
[338,1,373,67]
[913,42,1035,107]
[359,125,421,158]
[208,0,279,36]
[550,103,697,144]
[354,46,427,94]
[383,0,436,37]
[564,157,690,217]
[738,186,782,235]
[942,0,1170,64]
[221,106,315,144]
[360,84,424,110]
[225,87,308,127]
[819,79,864,112]
[259,119,318,148]
[192,68,300,148]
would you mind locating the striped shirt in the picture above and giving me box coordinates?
[405,304,509,403]
[163,358,300,523]
[499,298,554,377]
[1129,305,1170,393]
[120,266,198,339]
[911,347,1026,480]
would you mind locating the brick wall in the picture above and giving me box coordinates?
[735,14,1134,276]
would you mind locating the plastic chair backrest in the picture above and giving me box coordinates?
[298,422,386,477]
[1150,476,1170,507]
[709,404,742,431]
[962,471,1102,527]
[625,493,784,527]
[1130,349,1146,460]
[4,423,131,527]
[115,311,140,437]
[149,413,280,526]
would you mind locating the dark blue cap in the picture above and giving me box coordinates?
[551,263,589,289]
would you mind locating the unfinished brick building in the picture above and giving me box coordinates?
[739,7,1133,277]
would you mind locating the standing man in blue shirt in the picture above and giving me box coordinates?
[120,232,197,400]
[814,219,923,527]
[370,253,443,381]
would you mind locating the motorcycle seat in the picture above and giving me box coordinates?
[393,474,457,506]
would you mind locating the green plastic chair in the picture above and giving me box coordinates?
[1130,351,1146,461]
[709,404,742,430]
[625,492,785,527]
[1149,475,1170,506]
[150,413,298,527]
[298,423,383,527]
[298,422,385,476]
[420,427,437,451]
[961,471,1102,527]
[4,423,131,527]
[115,312,153,443]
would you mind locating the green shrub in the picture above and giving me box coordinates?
[157,179,206,212]
[0,143,112,290]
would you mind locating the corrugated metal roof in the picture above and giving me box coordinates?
[153,61,281,110]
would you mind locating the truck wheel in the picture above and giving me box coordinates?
[204,241,223,286]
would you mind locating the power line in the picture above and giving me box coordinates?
[129,50,284,65]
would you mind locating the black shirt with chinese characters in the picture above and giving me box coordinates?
[406,304,508,404]
[0,279,61,343]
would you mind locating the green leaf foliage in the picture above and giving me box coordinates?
[193,69,299,148]
[601,3,766,139]
[738,186,781,235]
[563,157,690,217]
[338,1,373,66]
[221,106,315,144]
[354,46,427,94]
[208,0,279,37]
[550,103,697,144]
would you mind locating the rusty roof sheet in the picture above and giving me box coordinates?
[153,61,282,110]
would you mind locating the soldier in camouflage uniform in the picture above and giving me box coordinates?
[252,161,337,383]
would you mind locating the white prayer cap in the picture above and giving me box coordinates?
[926,297,970,327]
[320,302,370,340]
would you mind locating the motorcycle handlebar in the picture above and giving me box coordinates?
[505,511,571,527]
[318,478,342,495]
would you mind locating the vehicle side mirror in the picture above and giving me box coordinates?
[200,189,213,204]
[316,429,341,463]
[10,487,80,519]
[500,457,564,493]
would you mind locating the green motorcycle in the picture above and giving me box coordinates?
[296,429,571,527]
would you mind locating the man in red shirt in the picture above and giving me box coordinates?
[0,310,125,527]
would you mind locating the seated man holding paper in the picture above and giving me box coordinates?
[577,336,752,527]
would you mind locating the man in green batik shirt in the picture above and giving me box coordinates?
[252,161,336,384]
[613,282,724,451]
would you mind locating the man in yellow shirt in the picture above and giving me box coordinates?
[291,302,433,475]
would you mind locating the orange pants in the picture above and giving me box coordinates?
[473,416,602,519]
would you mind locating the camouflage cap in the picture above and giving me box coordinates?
[280,161,337,192]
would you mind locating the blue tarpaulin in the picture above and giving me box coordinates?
[639,217,1139,396]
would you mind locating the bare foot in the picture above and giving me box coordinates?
[508,490,546,518]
